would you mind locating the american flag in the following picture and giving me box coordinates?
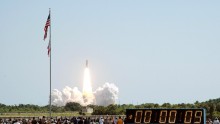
[47,41,51,56]
[44,14,50,40]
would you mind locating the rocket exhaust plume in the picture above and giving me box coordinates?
[82,60,95,104]
[51,60,119,106]
[83,60,92,94]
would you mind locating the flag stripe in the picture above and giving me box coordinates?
[47,41,51,56]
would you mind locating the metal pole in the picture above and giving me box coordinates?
[49,8,52,120]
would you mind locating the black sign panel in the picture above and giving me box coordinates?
[126,108,206,124]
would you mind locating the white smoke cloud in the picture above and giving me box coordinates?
[51,82,119,106]
[51,86,84,106]
[94,83,119,106]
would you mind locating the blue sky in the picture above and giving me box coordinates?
[0,0,220,105]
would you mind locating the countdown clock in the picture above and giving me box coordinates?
[126,108,206,124]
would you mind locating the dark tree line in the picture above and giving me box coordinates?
[1,98,220,119]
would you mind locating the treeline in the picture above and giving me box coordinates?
[0,98,220,119]
[91,98,220,119]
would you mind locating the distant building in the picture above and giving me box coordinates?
[82,107,93,113]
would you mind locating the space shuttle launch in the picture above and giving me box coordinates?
[51,59,118,106]
[86,60,88,68]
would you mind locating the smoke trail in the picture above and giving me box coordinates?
[51,83,119,106]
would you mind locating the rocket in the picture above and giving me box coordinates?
[86,60,88,67]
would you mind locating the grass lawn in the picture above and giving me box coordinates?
[0,112,90,118]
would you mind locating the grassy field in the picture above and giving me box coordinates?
[0,113,125,120]
[0,112,89,118]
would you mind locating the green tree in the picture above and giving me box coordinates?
[64,102,82,111]
[209,103,216,119]
[161,103,172,108]
[216,103,220,112]
[92,106,106,115]
[106,104,117,115]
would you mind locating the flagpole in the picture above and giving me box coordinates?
[49,8,52,120]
